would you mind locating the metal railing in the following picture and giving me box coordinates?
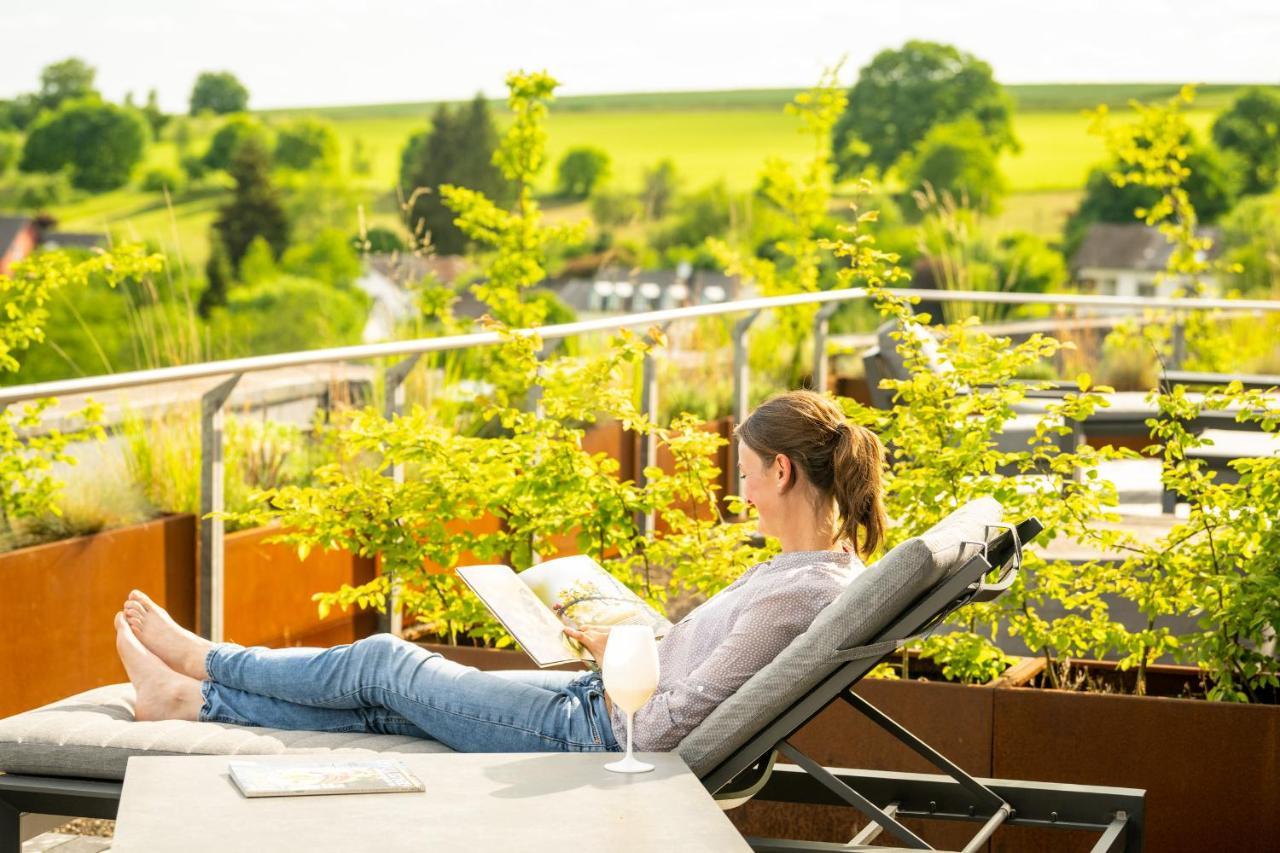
[5,286,1280,641]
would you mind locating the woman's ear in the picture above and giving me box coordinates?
[773,454,794,492]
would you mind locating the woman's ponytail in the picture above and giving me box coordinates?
[830,422,887,558]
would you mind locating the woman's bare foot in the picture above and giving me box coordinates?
[115,613,203,722]
[123,590,213,681]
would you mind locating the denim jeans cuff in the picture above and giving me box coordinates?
[197,679,214,723]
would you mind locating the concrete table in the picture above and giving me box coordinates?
[110,753,751,852]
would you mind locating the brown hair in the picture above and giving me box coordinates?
[736,390,887,558]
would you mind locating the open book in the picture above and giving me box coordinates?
[457,555,672,667]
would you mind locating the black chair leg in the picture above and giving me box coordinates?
[0,797,19,853]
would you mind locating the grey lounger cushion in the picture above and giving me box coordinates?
[0,684,452,781]
[676,496,1002,777]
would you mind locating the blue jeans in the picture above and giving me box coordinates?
[199,633,620,753]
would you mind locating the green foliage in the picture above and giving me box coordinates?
[274,118,341,172]
[280,228,362,288]
[641,159,680,219]
[214,137,290,271]
[198,234,233,318]
[353,226,406,254]
[899,118,1008,214]
[918,633,1015,685]
[202,114,271,172]
[652,182,735,258]
[589,185,643,229]
[399,94,513,255]
[913,189,1066,323]
[141,89,168,139]
[0,95,43,132]
[710,68,847,389]
[832,40,1017,178]
[0,246,162,533]
[190,71,250,116]
[0,170,72,210]
[1219,190,1280,294]
[123,409,332,532]
[19,100,149,191]
[1064,144,1240,254]
[0,131,21,175]
[1211,86,1280,196]
[238,236,278,285]
[439,71,586,333]
[210,275,367,357]
[556,146,610,198]
[37,58,98,111]
[140,165,187,194]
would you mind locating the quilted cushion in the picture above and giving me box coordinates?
[0,684,452,781]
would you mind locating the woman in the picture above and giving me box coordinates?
[115,390,887,753]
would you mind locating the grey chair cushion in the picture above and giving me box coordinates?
[0,684,452,781]
[676,496,1002,777]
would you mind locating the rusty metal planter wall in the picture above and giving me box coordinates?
[0,515,196,718]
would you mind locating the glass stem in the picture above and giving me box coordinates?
[626,711,635,761]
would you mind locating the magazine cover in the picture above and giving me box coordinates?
[228,759,425,798]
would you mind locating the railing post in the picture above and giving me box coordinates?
[199,374,242,642]
[634,325,669,539]
[732,311,762,498]
[1170,312,1187,370]
[812,302,839,394]
[379,354,421,636]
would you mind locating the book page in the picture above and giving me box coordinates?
[519,555,673,637]
[456,564,585,666]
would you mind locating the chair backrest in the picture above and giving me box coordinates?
[678,496,1003,778]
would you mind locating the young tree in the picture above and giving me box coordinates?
[142,89,169,140]
[202,115,271,172]
[37,58,98,111]
[832,40,1017,179]
[214,138,289,271]
[274,118,341,172]
[641,159,679,219]
[898,118,1008,214]
[556,146,610,198]
[1211,87,1280,196]
[189,71,250,115]
[19,100,149,191]
[399,94,512,254]
[199,234,233,318]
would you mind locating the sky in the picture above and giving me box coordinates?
[3,1,1278,111]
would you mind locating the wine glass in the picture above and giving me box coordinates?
[602,625,659,773]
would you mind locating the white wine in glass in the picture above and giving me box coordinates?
[602,625,659,773]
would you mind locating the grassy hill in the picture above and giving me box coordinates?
[40,83,1270,267]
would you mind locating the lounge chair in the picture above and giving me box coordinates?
[0,498,1144,852]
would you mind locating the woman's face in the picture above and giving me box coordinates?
[738,442,782,535]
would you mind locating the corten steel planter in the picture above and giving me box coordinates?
[0,515,196,717]
[990,667,1280,853]
[728,663,1280,853]
[220,526,378,649]
[411,640,587,674]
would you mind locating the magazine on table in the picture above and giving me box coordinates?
[457,554,672,667]
[227,758,425,798]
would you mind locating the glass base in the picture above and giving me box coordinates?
[604,755,654,774]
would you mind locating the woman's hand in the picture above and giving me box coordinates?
[563,625,610,663]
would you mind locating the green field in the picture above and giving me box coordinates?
[40,84,1264,267]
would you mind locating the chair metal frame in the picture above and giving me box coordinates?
[702,519,1145,853]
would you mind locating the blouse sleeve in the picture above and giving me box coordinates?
[627,583,825,751]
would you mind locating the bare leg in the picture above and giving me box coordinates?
[114,612,203,722]
[123,589,213,680]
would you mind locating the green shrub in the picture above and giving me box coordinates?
[19,99,149,191]
[210,275,367,357]
[0,131,21,174]
[140,164,187,194]
[274,118,341,172]
[0,169,73,209]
